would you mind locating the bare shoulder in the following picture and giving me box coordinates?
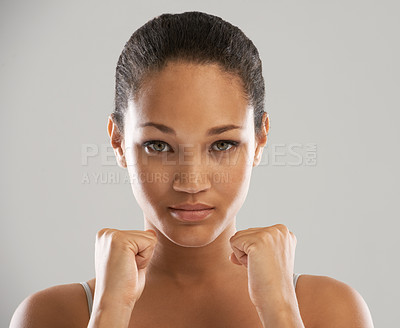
[10,281,91,328]
[296,274,374,328]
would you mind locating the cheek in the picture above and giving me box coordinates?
[125,147,171,208]
[213,145,253,202]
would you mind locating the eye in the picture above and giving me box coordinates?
[142,140,171,153]
[211,140,239,152]
[142,140,239,154]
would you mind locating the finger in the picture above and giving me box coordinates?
[229,252,242,266]
[145,229,157,238]
[125,232,157,255]
[289,231,296,243]
[135,241,156,270]
[231,245,248,267]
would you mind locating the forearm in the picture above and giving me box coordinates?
[87,301,134,328]
[257,305,305,328]
[255,293,305,328]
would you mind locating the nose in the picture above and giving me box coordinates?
[172,144,211,193]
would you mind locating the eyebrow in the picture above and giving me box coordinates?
[138,122,243,136]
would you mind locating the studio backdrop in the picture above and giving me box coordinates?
[1,0,399,327]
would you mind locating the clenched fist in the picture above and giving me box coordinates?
[229,224,297,312]
[93,228,158,310]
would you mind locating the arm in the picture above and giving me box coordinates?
[9,293,135,328]
[87,300,135,328]
[255,288,305,328]
[314,277,374,328]
[255,275,374,328]
[9,292,61,328]
[9,284,137,328]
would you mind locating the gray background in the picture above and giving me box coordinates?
[1,0,398,326]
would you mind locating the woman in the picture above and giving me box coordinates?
[11,11,374,328]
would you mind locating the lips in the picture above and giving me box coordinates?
[168,203,215,222]
[168,207,214,222]
[169,203,215,211]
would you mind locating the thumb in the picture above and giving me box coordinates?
[229,252,243,266]
[145,229,157,237]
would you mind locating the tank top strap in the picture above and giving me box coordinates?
[293,273,302,289]
[79,282,93,317]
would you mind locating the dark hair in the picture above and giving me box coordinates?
[113,11,266,137]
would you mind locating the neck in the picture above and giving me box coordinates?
[144,218,243,286]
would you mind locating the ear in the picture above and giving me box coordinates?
[253,112,269,167]
[107,114,127,168]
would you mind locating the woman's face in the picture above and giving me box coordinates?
[110,61,268,247]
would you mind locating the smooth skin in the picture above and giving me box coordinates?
[10,61,374,327]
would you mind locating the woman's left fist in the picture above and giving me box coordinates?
[229,224,298,310]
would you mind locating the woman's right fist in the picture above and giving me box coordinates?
[93,228,158,310]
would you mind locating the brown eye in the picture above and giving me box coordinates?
[153,142,166,151]
[211,140,239,152]
[143,140,171,153]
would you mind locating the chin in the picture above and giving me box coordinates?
[162,225,220,248]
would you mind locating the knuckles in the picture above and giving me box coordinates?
[96,228,111,239]
[96,228,124,247]
[97,228,118,239]
[272,224,290,235]
[230,224,296,246]
[95,228,158,247]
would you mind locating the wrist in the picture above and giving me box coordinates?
[254,284,298,311]
[256,303,304,328]
[88,301,135,328]
[93,291,137,311]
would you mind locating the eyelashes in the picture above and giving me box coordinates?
[142,140,240,154]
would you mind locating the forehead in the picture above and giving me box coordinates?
[126,61,253,136]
